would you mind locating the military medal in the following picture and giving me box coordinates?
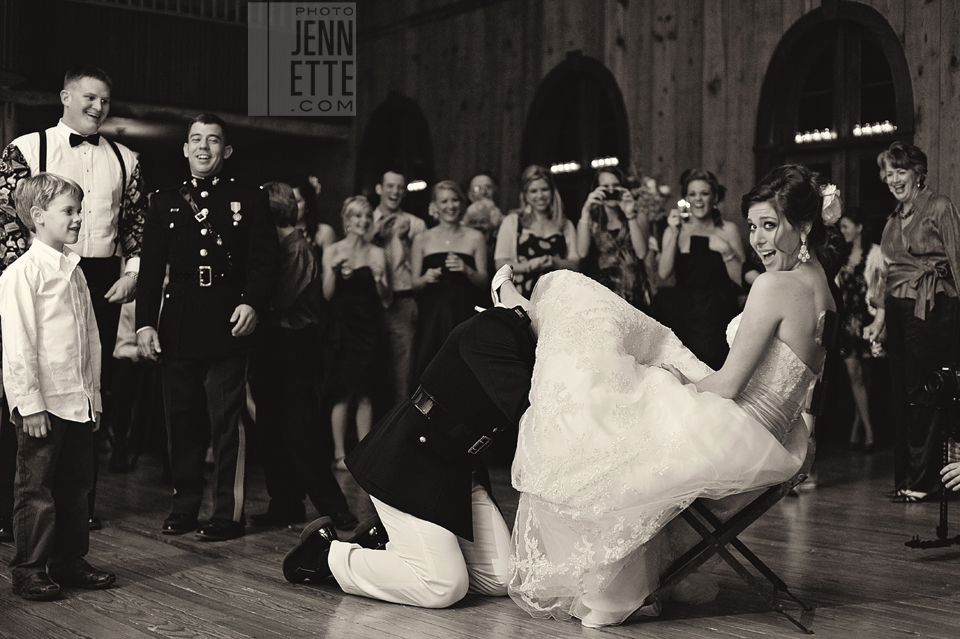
[195,207,209,223]
[231,202,242,226]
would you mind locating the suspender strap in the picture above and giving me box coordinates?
[105,138,127,253]
[37,130,46,173]
[36,130,129,254]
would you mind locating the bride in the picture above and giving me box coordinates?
[496,164,840,627]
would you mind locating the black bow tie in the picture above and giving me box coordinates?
[69,133,100,147]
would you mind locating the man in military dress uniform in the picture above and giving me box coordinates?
[136,113,280,541]
[282,274,536,608]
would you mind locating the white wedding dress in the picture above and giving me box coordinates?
[508,271,818,626]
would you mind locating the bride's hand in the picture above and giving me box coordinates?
[660,363,691,385]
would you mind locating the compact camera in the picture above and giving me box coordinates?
[603,188,621,201]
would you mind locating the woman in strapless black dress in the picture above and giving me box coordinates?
[322,196,392,469]
[412,180,488,377]
[656,169,744,370]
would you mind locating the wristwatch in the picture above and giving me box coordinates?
[124,271,138,282]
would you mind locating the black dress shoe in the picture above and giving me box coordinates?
[196,518,245,541]
[88,516,103,531]
[12,572,61,601]
[345,515,388,550]
[0,517,13,543]
[49,561,116,590]
[283,516,337,583]
[332,510,359,530]
[249,510,307,527]
[162,513,199,535]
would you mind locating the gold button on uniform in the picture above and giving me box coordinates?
[419,436,427,443]
[169,222,175,228]
[201,228,208,235]
[200,249,208,257]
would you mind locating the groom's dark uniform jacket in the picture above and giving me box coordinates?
[346,306,536,540]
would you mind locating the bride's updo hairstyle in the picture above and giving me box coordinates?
[740,164,843,276]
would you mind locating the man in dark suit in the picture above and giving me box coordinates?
[283,294,535,608]
[135,113,280,541]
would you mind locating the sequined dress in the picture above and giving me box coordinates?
[509,271,817,625]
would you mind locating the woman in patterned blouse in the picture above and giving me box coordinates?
[864,142,960,502]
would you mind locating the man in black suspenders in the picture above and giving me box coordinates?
[0,64,148,539]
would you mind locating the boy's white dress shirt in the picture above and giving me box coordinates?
[0,240,101,422]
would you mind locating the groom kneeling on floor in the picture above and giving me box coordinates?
[282,269,534,607]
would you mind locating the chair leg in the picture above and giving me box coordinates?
[681,510,814,634]
[696,507,813,613]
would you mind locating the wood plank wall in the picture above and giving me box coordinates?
[355,0,960,225]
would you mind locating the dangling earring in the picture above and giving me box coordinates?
[798,232,810,263]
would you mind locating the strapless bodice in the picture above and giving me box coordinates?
[726,314,820,442]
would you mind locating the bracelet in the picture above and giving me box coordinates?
[124,271,138,282]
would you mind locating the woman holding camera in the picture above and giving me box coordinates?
[322,196,392,470]
[411,180,488,377]
[656,168,745,370]
[576,167,652,311]
[864,142,960,502]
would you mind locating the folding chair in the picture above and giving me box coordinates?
[643,310,840,635]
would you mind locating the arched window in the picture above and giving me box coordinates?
[521,52,630,218]
[355,91,435,218]
[756,2,913,234]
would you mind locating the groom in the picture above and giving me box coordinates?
[282,301,535,608]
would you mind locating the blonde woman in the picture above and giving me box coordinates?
[411,180,488,376]
[494,165,579,296]
[322,196,391,470]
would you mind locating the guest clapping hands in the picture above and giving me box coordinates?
[322,196,391,470]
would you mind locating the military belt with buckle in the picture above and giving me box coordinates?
[169,266,226,287]
[411,385,494,455]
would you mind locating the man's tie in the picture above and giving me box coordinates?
[69,133,100,147]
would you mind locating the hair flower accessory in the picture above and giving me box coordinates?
[820,184,841,225]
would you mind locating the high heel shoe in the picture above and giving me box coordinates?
[490,264,514,307]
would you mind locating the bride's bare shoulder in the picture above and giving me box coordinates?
[749,269,832,315]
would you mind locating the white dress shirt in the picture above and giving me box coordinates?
[0,240,101,422]
[9,120,142,271]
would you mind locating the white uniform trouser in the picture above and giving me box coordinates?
[328,480,512,608]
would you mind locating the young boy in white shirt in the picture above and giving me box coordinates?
[0,173,115,601]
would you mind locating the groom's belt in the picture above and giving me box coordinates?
[411,385,494,455]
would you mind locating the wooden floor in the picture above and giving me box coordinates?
[0,444,958,639]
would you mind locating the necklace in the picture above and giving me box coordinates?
[439,225,462,246]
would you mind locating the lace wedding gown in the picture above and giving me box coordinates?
[509,271,818,625]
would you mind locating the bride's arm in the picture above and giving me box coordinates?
[693,274,783,399]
